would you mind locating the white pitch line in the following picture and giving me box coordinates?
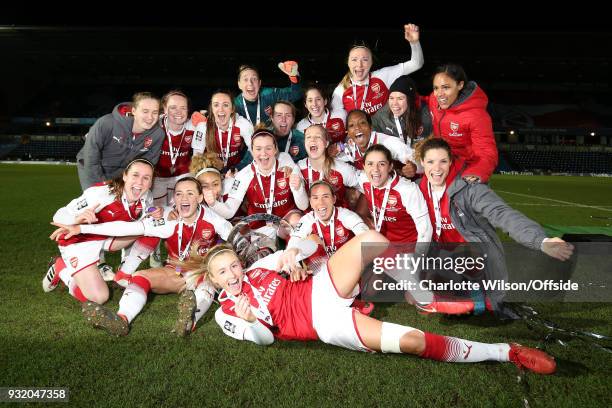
[496,190,612,213]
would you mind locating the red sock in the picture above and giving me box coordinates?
[55,257,66,273]
[131,275,151,293]
[73,286,88,302]
[420,332,454,361]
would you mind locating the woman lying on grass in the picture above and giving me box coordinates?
[180,230,557,374]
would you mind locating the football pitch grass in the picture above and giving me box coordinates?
[0,163,610,407]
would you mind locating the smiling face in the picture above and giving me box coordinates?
[208,251,244,295]
[421,147,452,188]
[304,126,328,161]
[433,73,464,110]
[196,171,222,202]
[348,47,373,83]
[309,183,336,223]
[238,69,261,102]
[211,93,233,130]
[173,179,203,220]
[132,98,160,133]
[251,134,278,171]
[388,91,409,117]
[122,162,154,202]
[364,151,391,188]
[346,111,372,150]
[272,103,295,137]
[305,89,326,119]
[164,94,188,128]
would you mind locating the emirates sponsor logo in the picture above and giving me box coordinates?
[70,257,78,269]
[201,228,213,239]
[449,122,463,137]
[387,195,397,207]
[144,137,153,148]
[277,178,287,189]
[254,198,288,209]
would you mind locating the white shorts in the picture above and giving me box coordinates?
[153,174,190,205]
[311,263,369,352]
[58,239,113,277]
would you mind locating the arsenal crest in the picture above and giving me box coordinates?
[143,137,153,149]
[370,82,381,95]
[277,178,287,189]
[331,122,340,131]
[201,228,213,240]
[387,195,397,207]
[184,134,192,144]
[233,133,242,143]
[336,226,345,237]
[328,175,339,185]
[70,257,79,269]
[290,145,300,156]
[450,122,459,132]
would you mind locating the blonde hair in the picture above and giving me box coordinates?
[304,124,334,179]
[340,46,373,90]
[190,151,224,175]
[175,243,240,288]
[132,92,160,109]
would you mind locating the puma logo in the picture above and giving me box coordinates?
[463,343,473,359]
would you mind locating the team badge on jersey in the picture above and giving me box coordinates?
[70,257,79,269]
[201,228,213,240]
[336,225,345,237]
[449,122,463,137]
[233,133,242,143]
[184,134,192,144]
[328,175,339,185]
[387,195,398,208]
[371,82,381,96]
[331,122,340,131]
[144,137,153,148]
[277,178,287,189]
[290,145,300,156]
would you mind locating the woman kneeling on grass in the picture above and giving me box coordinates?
[50,177,232,336]
[179,230,557,374]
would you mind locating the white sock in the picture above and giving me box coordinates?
[121,241,155,274]
[193,282,215,325]
[117,284,148,324]
[59,267,72,287]
[422,331,510,363]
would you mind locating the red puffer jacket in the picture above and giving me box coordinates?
[428,81,497,182]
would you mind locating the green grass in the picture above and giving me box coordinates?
[1,164,611,408]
